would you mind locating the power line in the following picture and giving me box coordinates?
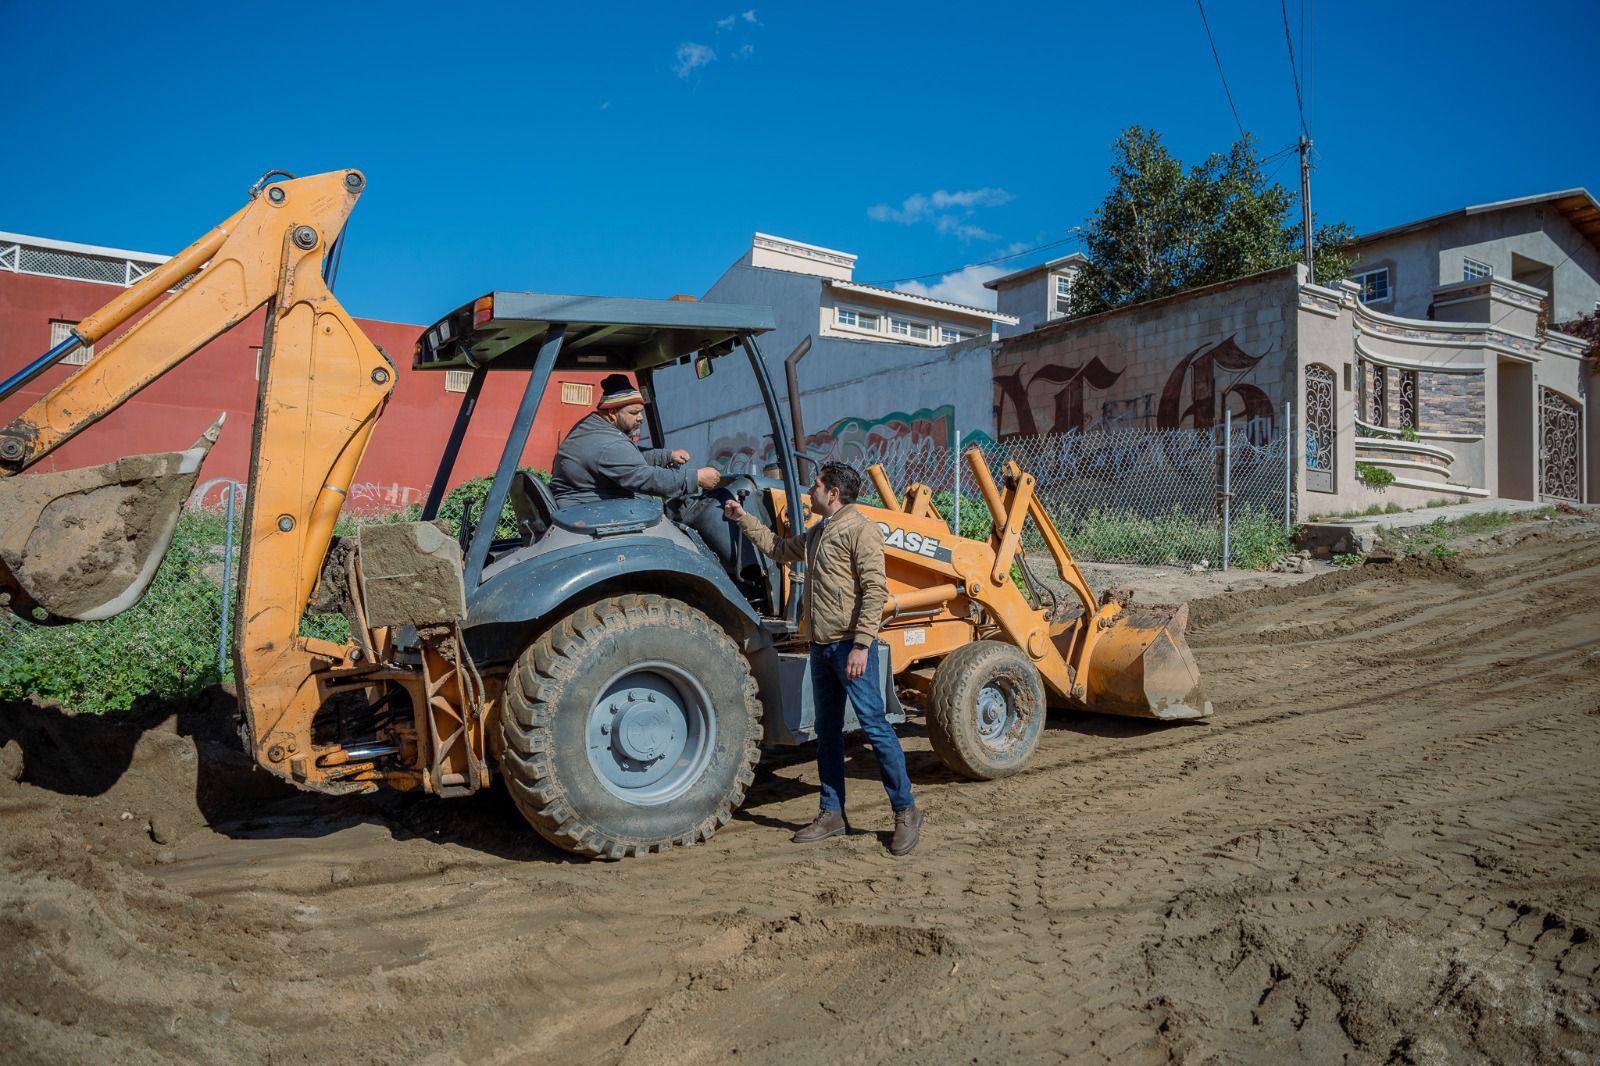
[1196,0,1247,143]
[1280,0,1308,137]
[861,231,1085,287]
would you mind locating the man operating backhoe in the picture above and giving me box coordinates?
[549,374,721,506]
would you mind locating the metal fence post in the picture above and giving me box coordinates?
[1222,409,1233,572]
[1283,400,1293,535]
[952,415,960,534]
[217,482,238,677]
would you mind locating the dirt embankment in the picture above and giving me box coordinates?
[4,512,1600,1063]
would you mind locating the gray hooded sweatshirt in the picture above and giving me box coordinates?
[549,413,697,506]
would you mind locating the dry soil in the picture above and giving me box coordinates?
[3,512,1599,1064]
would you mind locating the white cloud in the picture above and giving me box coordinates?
[867,187,1014,242]
[733,42,755,59]
[894,263,1009,310]
[716,10,758,29]
[935,217,998,241]
[715,13,737,28]
[674,42,716,78]
[743,9,759,22]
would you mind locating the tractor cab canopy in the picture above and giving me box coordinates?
[413,292,775,375]
[412,292,800,620]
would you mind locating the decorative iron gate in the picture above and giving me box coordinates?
[1538,388,1581,501]
[1305,364,1336,492]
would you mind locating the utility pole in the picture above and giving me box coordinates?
[1299,135,1314,278]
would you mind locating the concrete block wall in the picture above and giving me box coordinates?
[992,267,1300,439]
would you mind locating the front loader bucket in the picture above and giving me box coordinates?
[0,417,222,625]
[1074,603,1212,721]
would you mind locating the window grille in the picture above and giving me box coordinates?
[561,381,594,406]
[50,320,93,365]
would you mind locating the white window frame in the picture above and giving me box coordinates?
[50,319,94,365]
[1352,267,1391,305]
[1462,257,1492,281]
[888,316,931,341]
[1053,273,1072,313]
[939,326,967,344]
[834,305,881,333]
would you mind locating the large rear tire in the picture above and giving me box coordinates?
[927,640,1047,781]
[497,593,762,859]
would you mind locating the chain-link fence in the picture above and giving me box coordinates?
[826,414,1295,570]
[0,503,240,712]
[2,416,1296,711]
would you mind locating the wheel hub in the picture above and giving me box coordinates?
[585,666,715,807]
[612,697,676,763]
[976,684,1011,744]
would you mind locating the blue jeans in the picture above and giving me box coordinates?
[809,640,915,814]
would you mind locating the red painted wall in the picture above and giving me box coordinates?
[0,271,609,513]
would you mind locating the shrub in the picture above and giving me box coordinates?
[411,468,551,540]
[1356,462,1395,488]
[0,514,226,712]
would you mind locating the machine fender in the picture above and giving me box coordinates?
[466,536,762,636]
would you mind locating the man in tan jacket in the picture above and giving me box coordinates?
[724,461,923,856]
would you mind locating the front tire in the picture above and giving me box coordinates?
[497,593,762,859]
[928,640,1047,780]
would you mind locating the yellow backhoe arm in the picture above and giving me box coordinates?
[0,169,413,789]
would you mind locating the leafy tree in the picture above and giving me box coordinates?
[1068,128,1355,317]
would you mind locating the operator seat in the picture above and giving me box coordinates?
[510,470,662,540]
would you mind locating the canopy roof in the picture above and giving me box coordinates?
[414,292,776,374]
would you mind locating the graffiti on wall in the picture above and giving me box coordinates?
[995,335,1277,439]
[188,478,426,514]
[994,357,1123,435]
[709,405,955,475]
[1157,336,1275,434]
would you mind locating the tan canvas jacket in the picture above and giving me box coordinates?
[737,503,887,647]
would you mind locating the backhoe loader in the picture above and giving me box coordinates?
[0,169,1208,859]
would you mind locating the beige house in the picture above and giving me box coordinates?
[746,233,1010,347]
[1345,188,1600,326]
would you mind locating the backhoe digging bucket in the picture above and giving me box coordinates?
[1071,602,1212,721]
[0,417,223,625]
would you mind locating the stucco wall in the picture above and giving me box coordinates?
[1349,203,1600,324]
[995,276,1050,338]
[1292,270,1591,515]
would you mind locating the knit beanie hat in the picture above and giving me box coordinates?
[597,373,643,411]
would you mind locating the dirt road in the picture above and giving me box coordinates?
[4,513,1599,1063]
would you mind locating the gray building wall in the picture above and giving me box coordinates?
[994,276,1052,338]
[654,263,995,472]
[1349,203,1600,324]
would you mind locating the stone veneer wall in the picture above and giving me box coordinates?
[1418,372,1485,435]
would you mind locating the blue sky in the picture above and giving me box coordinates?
[4,0,1596,325]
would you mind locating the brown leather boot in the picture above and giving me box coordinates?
[792,808,848,843]
[889,805,923,856]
